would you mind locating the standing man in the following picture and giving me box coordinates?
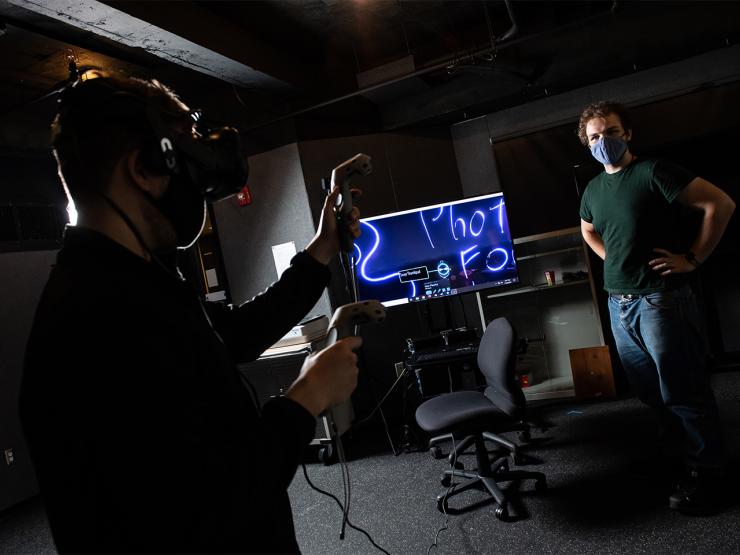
[578,101,735,514]
[20,71,363,553]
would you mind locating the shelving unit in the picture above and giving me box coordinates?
[485,278,590,299]
[476,226,608,401]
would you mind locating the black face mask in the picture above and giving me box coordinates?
[150,173,207,251]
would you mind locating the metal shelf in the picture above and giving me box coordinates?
[513,226,581,245]
[515,246,582,261]
[486,279,590,299]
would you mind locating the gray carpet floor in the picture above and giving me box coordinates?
[2,371,739,554]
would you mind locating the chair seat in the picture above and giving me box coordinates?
[415,391,508,434]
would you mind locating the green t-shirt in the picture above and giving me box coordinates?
[579,158,696,294]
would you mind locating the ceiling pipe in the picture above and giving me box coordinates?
[244,4,617,132]
[448,0,519,74]
[495,0,519,44]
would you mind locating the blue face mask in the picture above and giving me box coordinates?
[590,135,628,165]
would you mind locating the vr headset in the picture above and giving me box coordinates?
[57,70,249,203]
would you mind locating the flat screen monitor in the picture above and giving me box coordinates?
[354,192,519,307]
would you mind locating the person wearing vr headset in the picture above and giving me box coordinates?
[578,101,735,515]
[19,71,362,553]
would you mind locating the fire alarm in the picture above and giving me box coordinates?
[236,185,252,206]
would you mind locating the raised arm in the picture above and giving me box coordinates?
[650,177,735,275]
[677,177,735,264]
[206,187,361,361]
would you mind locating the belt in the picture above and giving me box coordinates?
[609,293,644,301]
[610,283,688,301]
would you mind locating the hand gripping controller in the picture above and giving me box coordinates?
[322,300,385,438]
[325,300,386,346]
[331,153,372,252]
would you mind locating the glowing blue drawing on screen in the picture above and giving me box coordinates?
[450,207,465,240]
[421,199,506,244]
[460,245,479,280]
[492,198,505,233]
[354,193,518,306]
[486,247,509,271]
[420,211,435,249]
[437,261,451,279]
[358,220,416,298]
[470,210,485,237]
[359,221,400,282]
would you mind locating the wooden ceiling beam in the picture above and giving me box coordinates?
[3,0,304,93]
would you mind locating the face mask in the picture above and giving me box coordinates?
[590,135,628,165]
[151,174,207,250]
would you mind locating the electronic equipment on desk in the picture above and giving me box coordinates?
[352,191,519,307]
[405,327,480,366]
[408,342,479,366]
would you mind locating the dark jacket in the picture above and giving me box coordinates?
[19,227,330,553]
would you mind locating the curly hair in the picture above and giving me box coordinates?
[576,101,632,146]
[52,70,189,205]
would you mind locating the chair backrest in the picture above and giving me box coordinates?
[477,317,526,418]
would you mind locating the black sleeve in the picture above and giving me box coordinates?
[258,396,316,489]
[205,251,331,361]
[22,259,322,553]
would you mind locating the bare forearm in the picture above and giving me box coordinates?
[582,230,606,260]
[691,201,736,263]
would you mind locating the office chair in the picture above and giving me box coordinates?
[415,317,546,520]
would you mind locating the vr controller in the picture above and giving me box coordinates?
[322,300,385,437]
[325,300,386,347]
[331,153,372,252]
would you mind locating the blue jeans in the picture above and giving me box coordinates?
[608,285,723,469]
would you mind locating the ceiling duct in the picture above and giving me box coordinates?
[356,55,416,90]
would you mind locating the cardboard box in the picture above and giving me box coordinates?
[569,345,616,399]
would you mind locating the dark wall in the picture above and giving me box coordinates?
[0,149,67,509]
[1,152,68,253]
[212,142,332,318]
[493,125,587,238]
[0,151,64,205]
[0,250,58,510]
[451,116,503,197]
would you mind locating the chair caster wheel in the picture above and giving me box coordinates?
[318,444,334,465]
[441,475,452,487]
[495,503,509,521]
[518,430,531,443]
[430,445,444,459]
[535,478,547,493]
